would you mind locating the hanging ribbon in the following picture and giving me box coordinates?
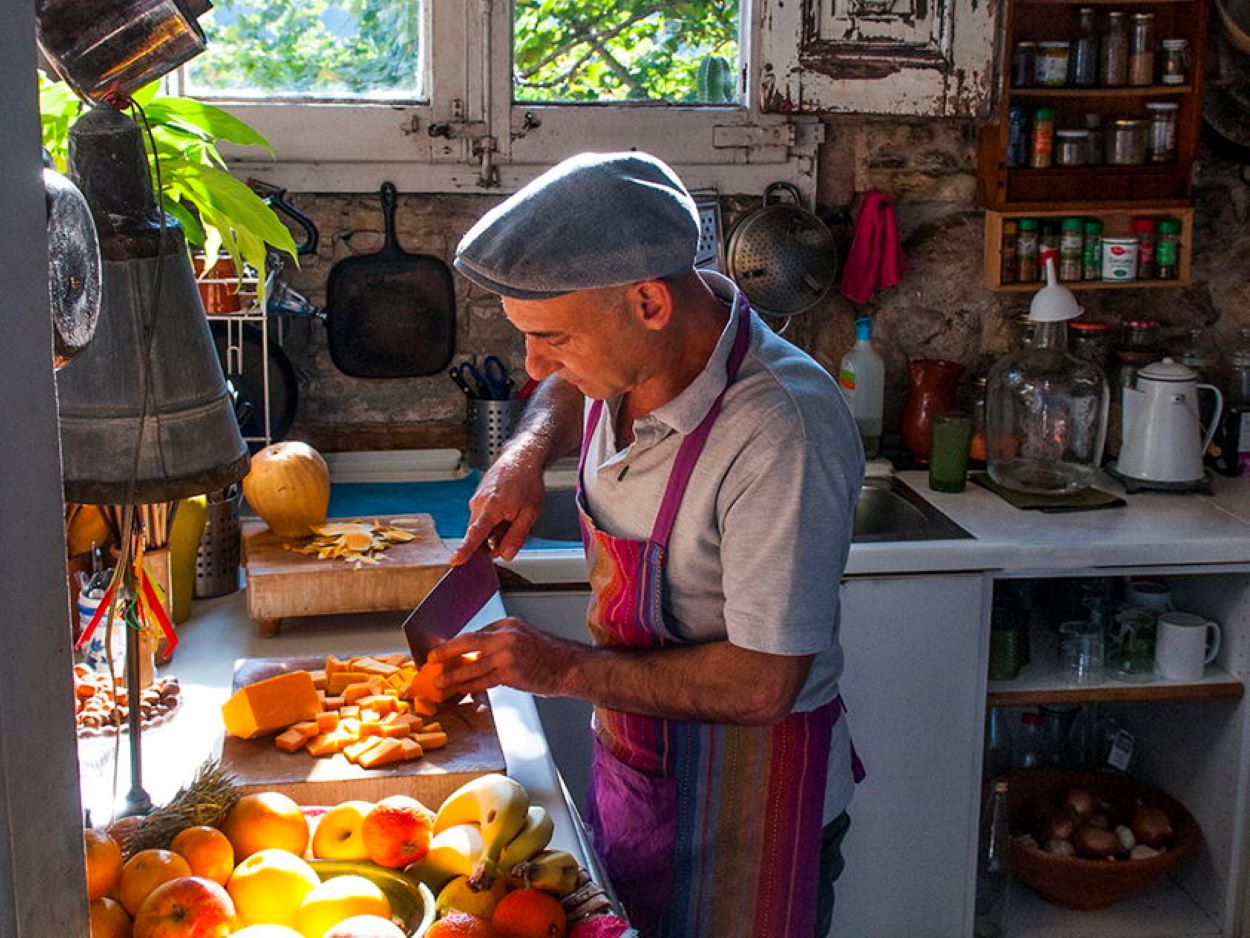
[137,563,178,660]
[73,581,117,651]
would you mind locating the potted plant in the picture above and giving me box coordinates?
[38,73,298,306]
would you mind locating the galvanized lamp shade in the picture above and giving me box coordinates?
[55,106,249,505]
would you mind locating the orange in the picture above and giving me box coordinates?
[169,825,235,885]
[426,911,499,938]
[226,848,320,928]
[84,828,124,900]
[117,849,192,915]
[491,888,566,938]
[221,792,310,860]
[106,815,144,853]
[89,896,132,938]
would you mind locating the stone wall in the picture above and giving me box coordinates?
[271,118,1250,450]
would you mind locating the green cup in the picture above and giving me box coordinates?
[989,628,1023,681]
[929,412,973,493]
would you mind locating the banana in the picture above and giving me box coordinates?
[498,805,554,869]
[405,822,486,893]
[433,774,530,862]
[510,848,581,896]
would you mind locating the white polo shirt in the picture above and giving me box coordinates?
[581,271,865,822]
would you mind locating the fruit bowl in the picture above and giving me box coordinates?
[310,860,436,936]
[1007,768,1201,911]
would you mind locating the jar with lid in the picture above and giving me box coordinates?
[1017,218,1040,282]
[1013,41,1037,86]
[1129,13,1156,86]
[1035,41,1072,86]
[1030,108,1056,168]
[1160,38,1190,86]
[1082,218,1104,280]
[1069,320,1113,370]
[1069,8,1100,86]
[1146,102,1179,162]
[1055,129,1089,167]
[1107,119,1148,165]
[1156,217,1181,279]
[986,258,1109,494]
[1131,217,1158,280]
[1121,318,1162,358]
[1039,219,1059,258]
[1101,11,1129,86]
[1059,217,1084,281]
[1000,221,1019,286]
[1176,327,1215,379]
[1083,113,1105,165]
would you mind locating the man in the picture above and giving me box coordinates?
[430,152,865,938]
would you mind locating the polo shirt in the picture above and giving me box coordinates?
[581,271,865,822]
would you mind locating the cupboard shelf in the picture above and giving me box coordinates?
[1008,84,1191,98]
[987,658,1242,706]
[1005,878,1221,937]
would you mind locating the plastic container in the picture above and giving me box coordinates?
[1101,237,1139,281]
[838,317,886,459]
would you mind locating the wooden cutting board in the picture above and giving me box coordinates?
[242,514,451,635]
[220,655,506,807]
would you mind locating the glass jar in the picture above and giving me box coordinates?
[1031,108,1056,168]
[1131,217,1158,280]
[1101,12,1129,86]
[1070,9,1100,86]
[1146,101,1179,162]
[1035,41,1072,86]
[1083,113,1105,165]
[1156,217,1181,279]
[986,317,1109,494]
[1175,327,1214,378]
[1129,13,1156,86]
[1013,41,1037,87]
[969,376,989,465]
[1121,318,1162,357]
[1039,704,1082,765]
[1001,220,1019,286]
[1055,129,1089,167]
[1160,38,1190,86]
[1059,217,1084,281]
[1106,119,1148,165]
[1069,320,1113,370]
[1082,218,1104,280]
[1017,218,1040,283]
[1007,104,1031,168]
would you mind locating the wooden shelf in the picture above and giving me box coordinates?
[988,657,1242,706]
[1008,85,1191,98]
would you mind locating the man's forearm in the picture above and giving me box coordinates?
[505,376,583,469]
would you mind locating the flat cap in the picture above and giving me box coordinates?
[454,151,701,299]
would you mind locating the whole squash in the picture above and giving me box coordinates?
[242,441,331,538]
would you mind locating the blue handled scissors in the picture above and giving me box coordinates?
[452,358,513,399]
[479,355,515,399]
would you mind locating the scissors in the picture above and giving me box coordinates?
[451,357,513,400]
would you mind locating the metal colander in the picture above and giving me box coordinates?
[725,182,839,318]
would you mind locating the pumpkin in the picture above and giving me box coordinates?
[242,441,331,537]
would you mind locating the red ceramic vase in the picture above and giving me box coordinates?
[901,359,964,464]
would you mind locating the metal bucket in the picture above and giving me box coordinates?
[466,398,526,469]
[194,487,242,598]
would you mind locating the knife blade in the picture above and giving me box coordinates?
[401,548,500,662]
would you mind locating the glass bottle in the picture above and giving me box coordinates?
[1129,13,1157,86]
[987,258,1109,494]
[1082,218,1104,280]
[1069,8,1100,86]
[1101,12,1129,86]
[1016,711,1043,768]
[1039,704,1081,766]
[975,781,1011,938]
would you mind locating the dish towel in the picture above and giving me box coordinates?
[839,191,908,304]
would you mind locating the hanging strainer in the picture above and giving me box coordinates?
[724,182,839,319]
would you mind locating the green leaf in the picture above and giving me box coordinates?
[160,195,206,247]
[142,98,273,153]
[161,158,298,258]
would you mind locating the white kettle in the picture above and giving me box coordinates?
[1119,358,1223,483]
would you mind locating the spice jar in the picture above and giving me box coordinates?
[1069,320,1113,370]
[1131,217,1157,280]
[1083,114,1105,165]
[1156,217,1181,279]
[1001,220,1019,286]
[1082,218,1104,280]
[1035,41,1072,86]
[1101,237,1139,281]
[1017,218,1040,283]
[1160,38,1190,86]
[1129,13,1156,86]
[1146,102,1179,163]
[1070,8,1100,87]
[1013,41,1037,87]
[1059,217,1084,282]
[1055,129,1089,167]
[1101,12,1129,87]
[1106,119,1148,165]
[1031,108,1056,168]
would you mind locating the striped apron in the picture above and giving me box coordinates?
[578,303,857,937]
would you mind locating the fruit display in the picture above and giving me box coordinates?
[75,667,181,736]
[242,442,332,539]
[221,654,452,770]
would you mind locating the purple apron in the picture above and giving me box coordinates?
[577,301,861,937]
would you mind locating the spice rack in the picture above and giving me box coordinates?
[983,206,1194,290]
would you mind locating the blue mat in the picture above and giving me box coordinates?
[327,473,580,549]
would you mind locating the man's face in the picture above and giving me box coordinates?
[503,287,648,400]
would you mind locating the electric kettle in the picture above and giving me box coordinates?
[1118,358,1223,483]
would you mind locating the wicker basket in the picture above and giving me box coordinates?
[1007,767,1201,911]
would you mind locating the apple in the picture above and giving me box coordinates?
[132,875,238,938]
[312,800,374,860]
[322,914,407,938]
[361,795,434,868]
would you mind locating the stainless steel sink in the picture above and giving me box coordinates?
[529,476,971,543]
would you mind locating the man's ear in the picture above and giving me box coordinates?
[630,280,675,331]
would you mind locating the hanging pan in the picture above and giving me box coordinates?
[324,182,456,378]
[724,182,839,324]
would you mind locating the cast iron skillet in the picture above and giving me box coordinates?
[323,182,456,379]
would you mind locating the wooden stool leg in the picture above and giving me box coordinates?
[258,618,281,637]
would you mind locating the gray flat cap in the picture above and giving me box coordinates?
[454,151,701,299]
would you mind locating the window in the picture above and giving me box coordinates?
[176,1,820,196]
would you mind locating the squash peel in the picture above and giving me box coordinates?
[283,519,421,566]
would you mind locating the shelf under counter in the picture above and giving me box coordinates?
[988,658,1243,707]
[1006,877,1221,938]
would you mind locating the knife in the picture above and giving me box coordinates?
[401,548,500,662]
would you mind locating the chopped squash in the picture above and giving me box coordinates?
[358,738,403,768]
[397,738,424,760]
[380,722,412,739]
[414,730,448,750]
[316,712,341,733]
[275,728,308,752]
[344,737,385,764]
[341,682,374,704]
[405,661,447,703]
[291,721,320,738]
[222,670,322,739]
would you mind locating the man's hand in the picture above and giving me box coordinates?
[451,451,547,564]
[428,618,583,697]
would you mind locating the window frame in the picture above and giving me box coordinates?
[184,0,821,198]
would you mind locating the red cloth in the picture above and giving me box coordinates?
[839,191,908,304]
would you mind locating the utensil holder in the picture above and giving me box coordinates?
[467,398,526,469]
[194,487,242,598]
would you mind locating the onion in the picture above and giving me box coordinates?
[1074,825,1122,859]
[1034,804,1078,844]
[1045,838,1076,857]
[1129,844,1160,860]
[1115,825,1137,852]
[1130,806,1174,848]
[1062,788,1097,819]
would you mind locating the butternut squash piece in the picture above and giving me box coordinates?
[341,682,374,704]
[397,738,424,761]
[275,728,308,752]
[404,661,447,704]
[222,670,321,739]
[380,722,411,739]
[291,721,320,738]
[414,730,448,750]
[344,737,386,764]
[316,712,341,733]
[358,738,403,768]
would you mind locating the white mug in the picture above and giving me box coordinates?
[1125,579,1173,614]
[1154,612,1222,682]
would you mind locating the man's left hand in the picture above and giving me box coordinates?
[427,618,582,697]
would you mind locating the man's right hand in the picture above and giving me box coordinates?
[451,447,547,564]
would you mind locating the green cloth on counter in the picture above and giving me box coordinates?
[971,473,1125,512]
